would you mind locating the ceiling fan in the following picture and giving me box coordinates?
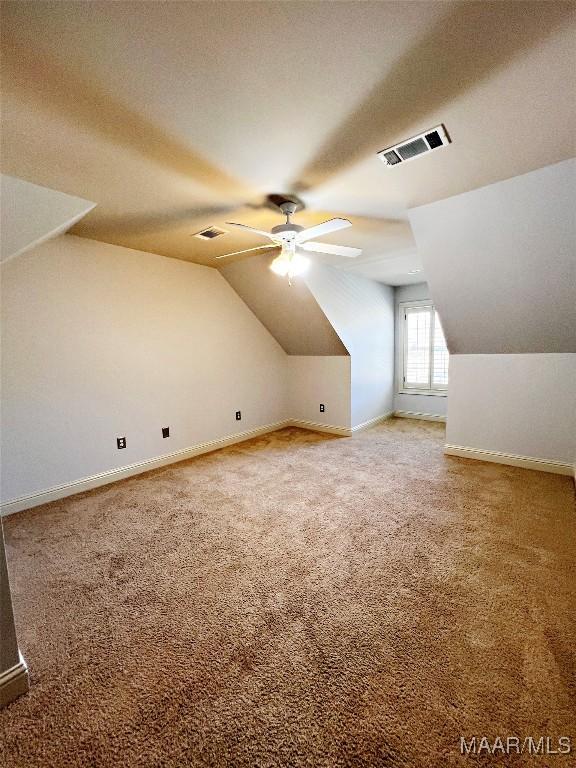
[216,197,362,282]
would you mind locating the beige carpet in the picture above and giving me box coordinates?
[1,419,575,767]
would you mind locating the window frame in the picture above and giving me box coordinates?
[398,299,448,397]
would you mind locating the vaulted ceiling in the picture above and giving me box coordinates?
[1,1,575,284]
[410,159,576,354]
[220,253,348,356]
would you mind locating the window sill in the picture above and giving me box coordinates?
[398,389,447,397]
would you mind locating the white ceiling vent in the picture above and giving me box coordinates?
[193,225,228,240]
[378,125,451,167]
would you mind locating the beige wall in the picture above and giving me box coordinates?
[305,265,395,427]
[288,357,351,429]
[1,232,399,511]
[446,354,576,464]
[1,235,289,504]
[0,520,28,708]
[0,523,19,672]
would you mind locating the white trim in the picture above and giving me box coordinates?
[397,389,447,397]
[1,418,363,516]
[0,653,29,709]
[394,410,446,423]
[291,413,394,436]
[1,420,292,516]
[350,412,393,433]
[397,299,449,396]
[444,444,573,476]
[289,419,351,437]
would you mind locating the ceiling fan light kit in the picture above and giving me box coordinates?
[217,197,362,282]
[270,249,310,281]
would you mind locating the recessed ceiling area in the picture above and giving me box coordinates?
[1,1,574,284]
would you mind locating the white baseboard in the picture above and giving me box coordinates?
[290,412,393,436]
[394,410,446,423]
[289,418,351,437]
[1,412,448,516]
[0,653,29,709]
[444,444,574,476]
[0,420,292,516]
[351,411,393,433]
[1,418,362,516]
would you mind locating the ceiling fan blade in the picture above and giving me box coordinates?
[226,222,276,241]
[297,218,352,243]
[301,241,362,258]
[215,244,278,260]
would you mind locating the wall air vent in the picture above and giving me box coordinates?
[193,226,228,240]
[378,125,451,167]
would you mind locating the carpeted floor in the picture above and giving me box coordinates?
[1,419,575,767]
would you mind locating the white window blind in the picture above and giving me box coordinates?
[405,309,430,386]
[402,305,448,392]
[432,313,449,387]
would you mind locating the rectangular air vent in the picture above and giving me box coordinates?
[378,125,450,167]
[193,226,228,240]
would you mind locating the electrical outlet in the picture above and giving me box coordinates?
[162,427,170,438]
[117,437,126,449]
[235,411,242,421]
[319,404,325,413]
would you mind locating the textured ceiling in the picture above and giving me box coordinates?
[1,1,575,284]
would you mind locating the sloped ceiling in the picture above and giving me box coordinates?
[409,159,576,354]
[0,175,94,262]
[1,1,575,284]
[304,264,395,426]
[220,254,348,356]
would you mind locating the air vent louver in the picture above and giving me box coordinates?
[193,226,228,240]
[397,138,428,161]
[383,149,401,165]
[378,124,450,167]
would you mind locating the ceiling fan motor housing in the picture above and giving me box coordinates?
[278,200,299,216]
[271,222,303,241]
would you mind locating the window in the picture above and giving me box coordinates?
[399,301,448,394]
